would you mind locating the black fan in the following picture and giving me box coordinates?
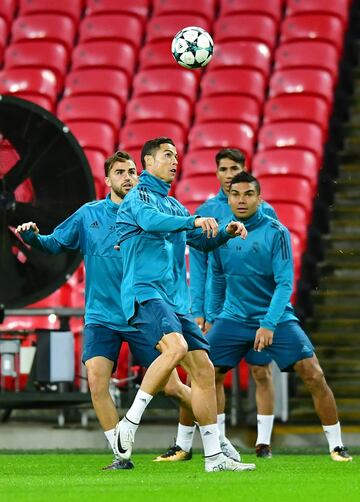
[0,95,96,308]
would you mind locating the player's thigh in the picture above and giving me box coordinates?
[82,324,122,371]
[206,318,254,370]
[265,321,314,371]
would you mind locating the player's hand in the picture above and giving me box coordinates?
[114,245,120,251]
[194,217,218,238]
[195,316,205,332]
[15,222,39,235]
[204,321,212,334]
[226,221,247,239]
[254,327,273,352]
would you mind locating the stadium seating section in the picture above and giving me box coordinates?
[0,0,351,391]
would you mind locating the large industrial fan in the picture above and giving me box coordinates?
[0,95,96,309]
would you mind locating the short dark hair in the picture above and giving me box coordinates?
[141,137,175,169]
[215,148,246,168]
[230,171,261,194]
[104,150,134,177]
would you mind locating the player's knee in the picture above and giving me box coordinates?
[251,364,272,387]
[87,371,109,400]
[302,365,325,390]
[158,333,188,363]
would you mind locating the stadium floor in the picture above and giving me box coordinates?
[1,451,359,502]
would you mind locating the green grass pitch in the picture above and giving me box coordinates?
[1,450,359,502]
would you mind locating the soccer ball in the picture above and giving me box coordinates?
[171,26,214,69]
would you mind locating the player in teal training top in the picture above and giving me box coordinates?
[114,137,256,473]
[207,171,351,462]
[157,148,278,463]
[15,151,196,470]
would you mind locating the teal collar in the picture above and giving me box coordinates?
[139,170,170,196]
[238,207,263,230]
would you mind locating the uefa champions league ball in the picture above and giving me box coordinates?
[171,26,214,69]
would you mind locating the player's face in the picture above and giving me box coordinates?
[216,158,246,195]
[105,160,138,201]
[147,143,178,183]
[228,182,261,219]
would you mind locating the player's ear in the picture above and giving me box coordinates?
[104,176,111,187]
[144,154,154,169]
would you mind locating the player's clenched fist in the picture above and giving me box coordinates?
[226,221,247,239]
[15,221,39,235]
[194,216,218,238]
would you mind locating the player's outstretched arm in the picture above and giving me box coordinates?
[15,209,82,254]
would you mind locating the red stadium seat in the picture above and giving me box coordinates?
[132,68,199,105]
[147,14,211,43]
[0,68,58,110]
[57,95,123,137]
[269,68,334,107]
[11,93,54,111]
[188,122,255,163]
[152,0,217,25]
[126,95,192,132]
[19,0,83,25]
[281,14,344,55]
[214,14,277,50]
[252,149,320,197]
[181,149,219,179]
[4,41,68,92]
[195,96,260,133]
[68,121,116,158]
[175,175,219,207]
[63,69,130,108]
[84,148,107,199]
[139,40,179,70]
[257,122,324,160]
[256,175,313,219]
[274,41,339,83]
[119,122,186,154]
[263,95,330,135]
[12,14,77,56]
[84,149,106,180]
[0,16,7,49]
[270,202,308,251]
[0,0,17,29]
[79,14,144,51]
[201,68,266,106]
[85,0,150,24]
[71,41,137,84]
[219,0,283,24]
[209,41,272,79]
[122,148,142,171]
[285,0,350,28]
